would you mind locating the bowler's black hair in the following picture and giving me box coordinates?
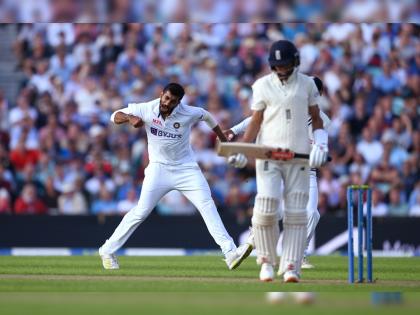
[163,82,185,100]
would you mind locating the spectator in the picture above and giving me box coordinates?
[58,181,88,215]
[28,59,53,94]
[117,187,138,214]
[370,157,400,195]
[369,189,388,217]
[156,190,195,216]
[388,186,409,216]
[14,183,47,214]
[0,188,11,214]
[9,134,40,173]
[91,186,118,215]
[356,127,383,167]
[43,176,59,213]
[349,152,370,183]
[381,130,409,171]
[373,60,402,94]
[225,184,250,225]
[349,95,369,136]
[49,44,76,83]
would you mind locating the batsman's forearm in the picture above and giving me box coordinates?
[311,114,323,131]
[242,123,259,142]
[242,111,263,143]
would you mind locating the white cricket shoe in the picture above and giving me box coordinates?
[283,270,300,283]
[101,254,119,270]
[225,243,253,270]
[259,263,275,282]
[301,256,314,269]
[246,226,255,248]
[99,250,119,270]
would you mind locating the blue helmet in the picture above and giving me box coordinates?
[268,40,300,69]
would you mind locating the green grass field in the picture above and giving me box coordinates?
[1,256,420,315]
[0,255,420,292]
[0,292,419,315]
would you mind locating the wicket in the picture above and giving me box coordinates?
[347,185,373,283]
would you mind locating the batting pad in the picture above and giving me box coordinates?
[278,210,308,275]
[252,196,280,266]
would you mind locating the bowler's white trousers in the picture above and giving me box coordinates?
[100,162,236,255]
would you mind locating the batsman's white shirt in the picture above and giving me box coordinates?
[251,71,321,154]
[231,111,330,140]
[101,99,236,256]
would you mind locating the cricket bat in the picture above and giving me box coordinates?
[217,142,332,161]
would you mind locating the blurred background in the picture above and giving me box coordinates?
[0,22,419,255]
[0,0,419,22]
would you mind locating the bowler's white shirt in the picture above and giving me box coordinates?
[111,99,216,165]
[251,71,320,154]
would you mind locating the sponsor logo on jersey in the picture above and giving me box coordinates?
[150,127,182,139]
[152,118,162,126]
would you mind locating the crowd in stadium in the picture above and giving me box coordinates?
[0,23,419,223]
[0,0,418,23]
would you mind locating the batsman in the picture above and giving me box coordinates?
[230,40,328,282]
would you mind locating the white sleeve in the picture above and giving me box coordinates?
[250,81,266,111]
[110,108,130,123]
[200,109,218,129]
[110,103,144,123]
[231,117,252,135]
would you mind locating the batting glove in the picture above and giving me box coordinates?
[309,129,328,168]
[309,144,328,168]
[228,153,248,168]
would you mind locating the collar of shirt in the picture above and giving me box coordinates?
[152,99,182,120]
[271,68,298,87]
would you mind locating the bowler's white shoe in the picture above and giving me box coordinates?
[301,256,314,269]
[246,227,255,248]
[99,251,119,270]
[101,254,119,269]
[259,263,275,282]
[225,243,253,270]
[283,270,300,283]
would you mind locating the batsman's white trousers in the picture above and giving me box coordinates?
[256,160,310,201]
[100,162,236,255]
